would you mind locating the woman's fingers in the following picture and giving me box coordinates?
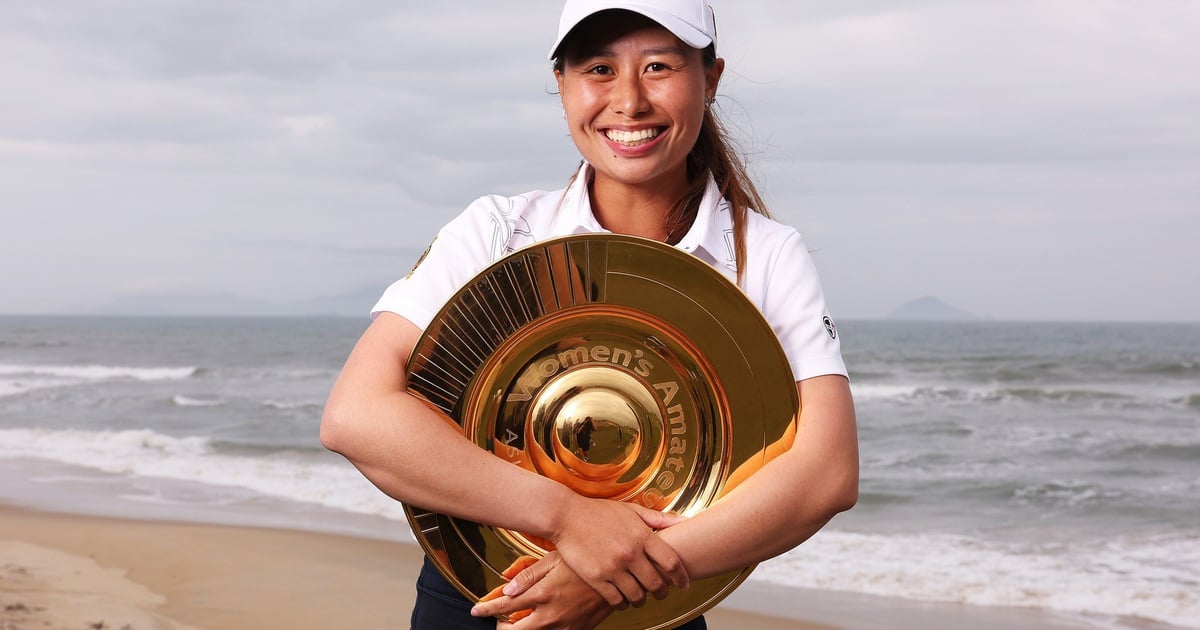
[471,594,528,620]
[644,532,690,591]
[472,555,611,628]
[502,554,555,597]
[475,554,551,618]
[628,504,690,591]
[478,558,614,629]
[501,555,540,581]
[631,505,687,530]
[624,555,667,603]
[610,570,646,608]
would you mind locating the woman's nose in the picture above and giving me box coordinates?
[611,75,649,116]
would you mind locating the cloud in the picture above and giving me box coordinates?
[717,1,1200,164]
[1,1,1197,320]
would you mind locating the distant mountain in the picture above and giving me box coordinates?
[295,286,382,318]
[887,296,977,321]
[95,286,383,318]
[97,291,286,317]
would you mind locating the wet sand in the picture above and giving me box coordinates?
[0,504,818,629]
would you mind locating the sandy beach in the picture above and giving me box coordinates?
[3,320,1196,629]
[0,504,819,630]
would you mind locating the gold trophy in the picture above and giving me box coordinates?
[404,234,798,629]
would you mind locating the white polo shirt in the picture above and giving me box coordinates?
[373,163,846,381]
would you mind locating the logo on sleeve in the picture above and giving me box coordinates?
[405,236,436,279]
[822,316,838,340]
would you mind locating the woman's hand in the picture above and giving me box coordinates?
[473,552,613,630]
[546,497,689,608]
[654,375,859,579]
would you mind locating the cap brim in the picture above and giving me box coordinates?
[549,4,714,60]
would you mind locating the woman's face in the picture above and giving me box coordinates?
[555,16,723,196]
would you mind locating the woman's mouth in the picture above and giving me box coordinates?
[603,127,663,147]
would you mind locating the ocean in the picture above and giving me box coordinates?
[0,315,1197,629]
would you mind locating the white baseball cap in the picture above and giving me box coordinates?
[549,0,718,60]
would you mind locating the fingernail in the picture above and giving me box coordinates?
[469,606,481,616]
[502,582,518,596]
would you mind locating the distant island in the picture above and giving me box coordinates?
[887,296,977,321]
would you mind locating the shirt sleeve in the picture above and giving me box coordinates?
[757,230,847,381]
[370,198,499,329]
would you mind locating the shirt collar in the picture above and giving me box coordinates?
[553,162,606,235]
[555,162,737,273]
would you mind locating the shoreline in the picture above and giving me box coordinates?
[0,502,1123,630]
[0,461,1170,629]
[0,504,814,630]
[0,501,1171,628]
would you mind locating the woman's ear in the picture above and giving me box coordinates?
[706,57,725,94]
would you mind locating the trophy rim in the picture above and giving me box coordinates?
[403,234,798,629]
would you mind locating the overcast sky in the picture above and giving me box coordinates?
[2,1,1197,321]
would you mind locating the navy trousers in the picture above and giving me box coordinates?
[412,557,708,629]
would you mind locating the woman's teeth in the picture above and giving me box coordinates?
[605,128,660,146]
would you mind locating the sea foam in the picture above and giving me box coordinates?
[2,428,1196,628]
[0,428,408,522]
[171,395,225,407]
[0,378,66,398]
[0,363,197,381]
[850,381,1187,409]
[757,529,1200,629]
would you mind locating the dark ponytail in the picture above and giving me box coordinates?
[663,45,770,285]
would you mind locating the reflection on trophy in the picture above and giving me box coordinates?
[404,234,799,630]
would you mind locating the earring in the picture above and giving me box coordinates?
[704,95,716,108]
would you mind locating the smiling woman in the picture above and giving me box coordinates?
[553,10,721,237]
[320,1,858,629]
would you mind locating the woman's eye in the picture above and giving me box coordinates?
[586,65,613,76]
[646,62,669,72]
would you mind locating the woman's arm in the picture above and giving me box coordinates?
[474,373,857,625]
[322,313,569,530]
[320,312,688,606]
[655,374,858,578]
